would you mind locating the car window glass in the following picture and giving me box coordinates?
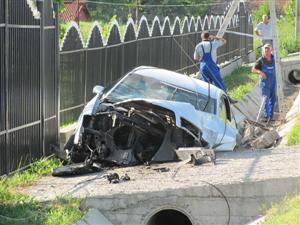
[106,73,216,114]
[219,98,227,122]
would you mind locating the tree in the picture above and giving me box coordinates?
[85,0,214,23]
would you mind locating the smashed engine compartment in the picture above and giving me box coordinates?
[69,101,208,167]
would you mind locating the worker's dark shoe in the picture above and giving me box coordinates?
[261,117,269,123]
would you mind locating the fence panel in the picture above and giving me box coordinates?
[0,0,5,134]
[60,24,85,125]
[172,18,182,72]
[106,23,122,86]
[0,135,6,174]
[0,0,58,175]
[123,20,137,74]
[162,18,172,70]
[137,17,151,66]
[86,24,105,101]
[188,18,197,74]
[44,0,58,155]
[150,18,162,68]
[180,18,189,74]
[0,0,5,175]
[6,1,42,171]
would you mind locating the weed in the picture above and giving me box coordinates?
[287,115,300,146]
[224,66,258,100]
[0,158,85,225]
[261,194,300,225]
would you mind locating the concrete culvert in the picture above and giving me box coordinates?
[146,209,193,225]
[288,69,300,84]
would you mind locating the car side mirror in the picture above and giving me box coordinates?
[93,85,104,95]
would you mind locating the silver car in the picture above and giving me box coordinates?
[66,66,238,166]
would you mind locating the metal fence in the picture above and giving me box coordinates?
[0,1,253,176]
[0,0,59,175]
[59,2,253,125]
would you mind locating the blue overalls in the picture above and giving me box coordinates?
[259,56,276,119]
[199,41,227,93]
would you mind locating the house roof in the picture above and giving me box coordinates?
[59,0,90,22]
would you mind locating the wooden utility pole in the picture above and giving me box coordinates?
[296,0,300,37]
[269,0,285,117]
[135,0,140,25]
[216,0,240,37]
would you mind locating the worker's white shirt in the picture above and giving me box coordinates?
[255,22,273,40]
[194,40,224,63]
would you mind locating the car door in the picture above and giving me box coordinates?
[217,95,237,150]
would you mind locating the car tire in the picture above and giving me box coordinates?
[69,149,86,163]
[64,134,85,163]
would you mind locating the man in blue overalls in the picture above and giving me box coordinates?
[194,32,231,99]
[252,44,276,122]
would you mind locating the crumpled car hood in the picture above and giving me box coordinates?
[114,98,226,149]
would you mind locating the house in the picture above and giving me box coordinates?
[59,0,90,22]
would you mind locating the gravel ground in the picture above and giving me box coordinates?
[20,146,300,201]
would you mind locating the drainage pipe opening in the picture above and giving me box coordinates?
[146,209,193,225]
[288,69,300,84]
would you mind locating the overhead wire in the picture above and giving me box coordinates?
[84,0,229,7]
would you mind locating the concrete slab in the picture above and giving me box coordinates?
[79,208,114,225]
[277,87,300,145]
[75,220,88,225]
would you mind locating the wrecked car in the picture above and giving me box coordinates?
[65,66,238,166]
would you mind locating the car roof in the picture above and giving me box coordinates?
[132,66,223,100]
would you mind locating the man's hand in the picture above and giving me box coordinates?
[255,30,261,37]
[260,72,267,79]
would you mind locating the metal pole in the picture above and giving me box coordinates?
[38,0,46,156]
[54,2,60,147]
[5,0,9,174]
[269,0,285,118]
[135,0,139,25]
[256,96,267,122]
[296,0,300,37]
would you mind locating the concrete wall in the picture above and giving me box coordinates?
[281,54,300,84]
[220,51,256,78]
[83,177,300,225]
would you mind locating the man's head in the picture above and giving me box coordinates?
[262,43,272,57]
[262,15,269,24]
[201,32,210,40]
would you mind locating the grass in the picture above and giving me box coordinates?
[224,65,259,100]
[60,119,77,129]
[0,158,86,225]
[261,194,300,225]
[287,115,300,146]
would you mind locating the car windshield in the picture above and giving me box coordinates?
[105,73,216,114]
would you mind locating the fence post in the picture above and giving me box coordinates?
[54,2,60,147]
[84,50,87,105]
[38,0,46,156]
[245,11,249,63]
[239,2,247,62]
[5,0,9,174]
